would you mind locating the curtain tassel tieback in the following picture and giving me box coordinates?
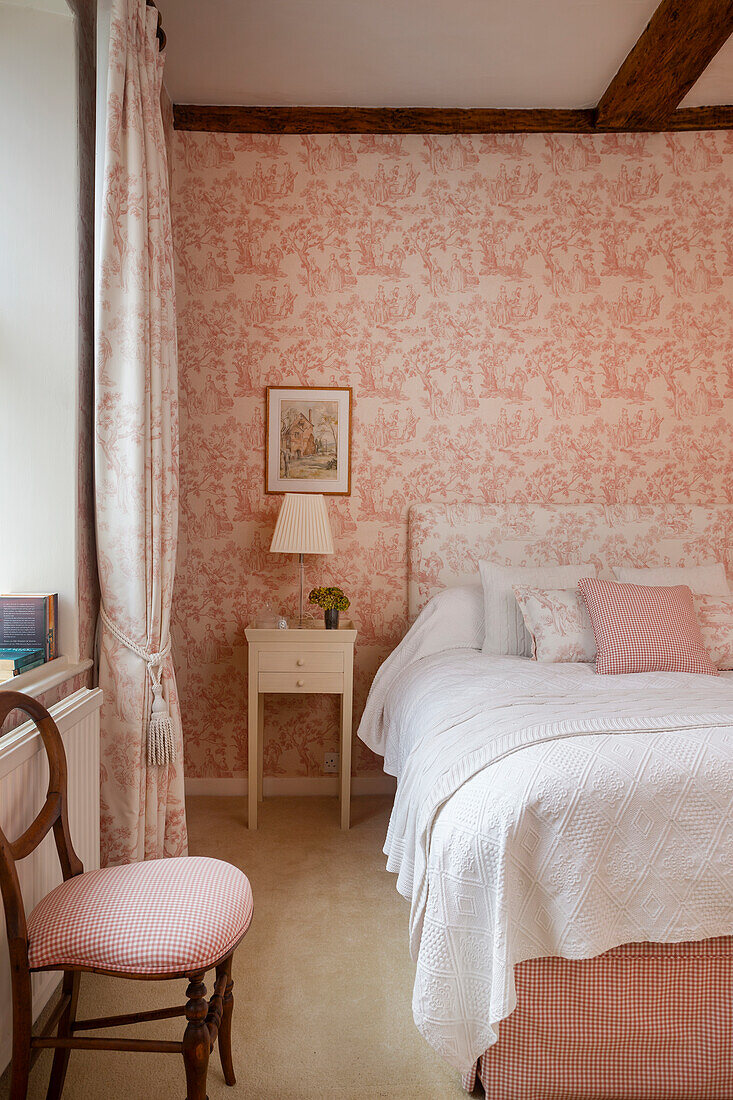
[100,604,177,766]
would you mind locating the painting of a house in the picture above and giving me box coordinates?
[282,409,316,459]
[278,398,340,481]
[267,387,352,493]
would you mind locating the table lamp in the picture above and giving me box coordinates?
[269,493,335,626]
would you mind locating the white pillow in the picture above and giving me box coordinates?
[410,583,485,648]
[479,561,598,656]
[612,562,730,595]
[513,586,596,663]
[441,582,485,650]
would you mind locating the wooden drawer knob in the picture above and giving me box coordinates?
[296,658,305,666]
[296,679,304,687]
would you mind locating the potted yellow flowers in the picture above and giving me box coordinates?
[308,586,350,629]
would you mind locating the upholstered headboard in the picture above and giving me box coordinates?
[407,503,733,619]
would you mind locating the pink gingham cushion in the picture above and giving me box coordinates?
[577,579,718,677]
[27,856,253,975]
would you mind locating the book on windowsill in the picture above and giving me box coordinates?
[0,647,46,674]
[0,594,58,661]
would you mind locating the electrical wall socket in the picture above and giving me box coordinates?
[323,752,339,774]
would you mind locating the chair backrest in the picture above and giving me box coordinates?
[0,691,83,968]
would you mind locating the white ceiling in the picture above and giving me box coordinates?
[161,0,733,110]
[681,37,733,107]
[0,0,71,14]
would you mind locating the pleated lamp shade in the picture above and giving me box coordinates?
[269,493,335,555]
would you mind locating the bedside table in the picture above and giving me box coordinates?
[244,621,358,830]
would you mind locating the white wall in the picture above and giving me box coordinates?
[0,1,80,660]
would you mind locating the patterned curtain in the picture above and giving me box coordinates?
[95,0,187,864]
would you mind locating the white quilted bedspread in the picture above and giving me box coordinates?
[373,652,733,1073]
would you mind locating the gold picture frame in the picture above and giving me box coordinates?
[265,386,352,495]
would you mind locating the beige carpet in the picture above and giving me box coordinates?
[2,796,466,1099]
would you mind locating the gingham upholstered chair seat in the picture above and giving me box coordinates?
[26,856,253,976]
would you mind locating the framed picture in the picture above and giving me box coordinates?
[266,386,352,495]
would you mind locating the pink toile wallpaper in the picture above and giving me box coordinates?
[170,130,733,780]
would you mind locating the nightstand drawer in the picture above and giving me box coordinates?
[259,650,344,674]
[258,671,344,694]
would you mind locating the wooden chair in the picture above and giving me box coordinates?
[0,690,253,1100]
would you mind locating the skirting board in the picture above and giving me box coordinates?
[185,775,397,797]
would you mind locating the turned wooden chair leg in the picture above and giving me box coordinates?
[216,954,236,1086]
[46,971,81,1100]
[9,979,32,1100]
[183,975,210,1100]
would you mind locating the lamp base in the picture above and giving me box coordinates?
[298,552,305,626]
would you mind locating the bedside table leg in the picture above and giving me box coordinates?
[258,695,264,802]
[248,681,258,830]
[340,680,353,830]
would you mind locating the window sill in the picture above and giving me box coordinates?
[0,657,93,698]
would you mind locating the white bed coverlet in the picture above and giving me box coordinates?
[362,648,733,1072]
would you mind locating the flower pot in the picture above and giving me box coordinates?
[324,608,339,630]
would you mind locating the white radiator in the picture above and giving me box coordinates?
[0,687,102,1074]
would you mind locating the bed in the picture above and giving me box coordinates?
[357,503,733,1099]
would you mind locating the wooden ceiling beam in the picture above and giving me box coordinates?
[595,0,733,130]
[173,106,596,133]
[172,103,733,134]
